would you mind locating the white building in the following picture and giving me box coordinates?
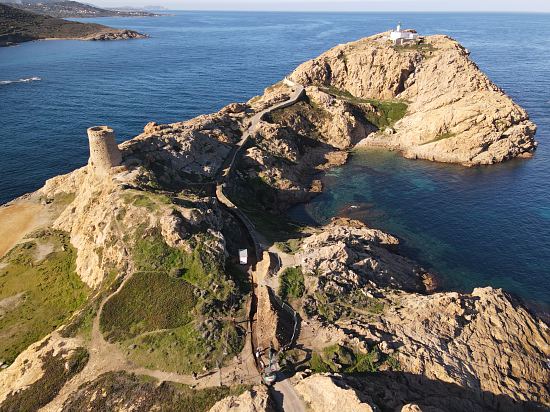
[239,249,248,265]
[389,23,419,45]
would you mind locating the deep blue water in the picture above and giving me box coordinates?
[1,12,549,310]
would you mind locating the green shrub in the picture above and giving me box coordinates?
[307,344,383,374]
[133,229,187,274]
[279,266,305,300]
[309,353,334,373]
[274,238,302,254]
[320,85,408,128]
[385,355,401,371]
[125,321,244,374]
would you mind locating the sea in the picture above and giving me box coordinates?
[0,12,548,312]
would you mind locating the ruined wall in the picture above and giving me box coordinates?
[87,126,122,176]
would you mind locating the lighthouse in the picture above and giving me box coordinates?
[389,22,420,45]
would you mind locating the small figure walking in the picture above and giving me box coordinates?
[192,371,198,381]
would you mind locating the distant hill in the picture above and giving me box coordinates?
[0,0,159,18]
[0,3,146,46]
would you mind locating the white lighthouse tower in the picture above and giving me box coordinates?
[389,22,419,45]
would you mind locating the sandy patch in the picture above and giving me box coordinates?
[0,292,26,318]
[34,241,55,262]
[0,201,47,258]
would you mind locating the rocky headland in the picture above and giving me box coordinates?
[3,1,160,19]
[290,32,537,165]
[0,3,146,47]
[0,31,547,412]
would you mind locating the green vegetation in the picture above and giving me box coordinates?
[365,99,408,129]
[321,86,408,129]
[278,348,308,372]
[345,290,385,315]
[62,371,250,412]
[61,269,119,341]
[122,190,172,212]
[313,291,344,322]
[393,42,436,55]
[0,230,89,363]
[100,271,197,342]
[311,289,385,322]
[38,191,76,208]
[279,266,305,300]
[132,229,187,274]
[232,177,304,242]
[386,355,401,371]
[1,347,89,411]
[226,261,252,295]
[125,321,244,374]
[274,238,302,254]
[101,229,245,373]
[132,229,231,299]
[60,301,97,340]
[270,100,328,126]
[308,344,384,374]
[0,3,133,46]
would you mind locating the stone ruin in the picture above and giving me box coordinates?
[87,125,122,177]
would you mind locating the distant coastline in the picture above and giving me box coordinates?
[0,4,147,47]
[1,1,161,19]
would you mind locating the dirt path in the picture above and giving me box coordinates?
[41,80,306,410]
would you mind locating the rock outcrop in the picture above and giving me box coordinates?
[290,33,537,165]
[209,386,275,412]
[298,218,431,293]
[86,29,147,42]
[290,218,549,409]
[294,374,376,412]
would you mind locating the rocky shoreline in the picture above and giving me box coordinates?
[0,32,547,411]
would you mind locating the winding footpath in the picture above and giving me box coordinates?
[42,79,307,412]
[215,79,306,412]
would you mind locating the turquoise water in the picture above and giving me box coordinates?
[0,12,549,310]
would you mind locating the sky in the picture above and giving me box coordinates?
[92,0,550,12]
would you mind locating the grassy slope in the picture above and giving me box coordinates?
[0,230,89,363]
[62,371,250,412]
[100,230,245,373]
[320,85,408,129]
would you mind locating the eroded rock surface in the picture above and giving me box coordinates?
[290,33,537,165]
[209,386,275,412]
[294,374,376,412]
[290,218,549,409]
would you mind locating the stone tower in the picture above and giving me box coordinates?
[87,126,122,176]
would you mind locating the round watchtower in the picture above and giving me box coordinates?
[87,126,122,176]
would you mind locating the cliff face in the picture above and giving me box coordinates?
[290,33,537,165]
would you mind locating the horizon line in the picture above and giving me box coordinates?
[148,9,550,14]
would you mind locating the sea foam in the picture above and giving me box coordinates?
[0,77,41,85]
